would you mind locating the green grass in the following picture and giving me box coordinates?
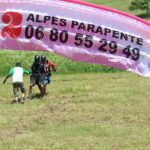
[83,0,150,21]
[1,72,150,150]
[1,1,150,150]
[0,50,121,76]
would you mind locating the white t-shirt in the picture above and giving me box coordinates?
[9,67,29,83]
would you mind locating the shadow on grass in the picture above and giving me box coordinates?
[30,93,44,100]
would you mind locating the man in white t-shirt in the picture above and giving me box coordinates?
[3,62,29,104]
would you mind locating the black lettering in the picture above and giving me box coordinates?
[87,24,95,33]
[52,16,58,25]
[59,19,67,27]
[78,23,86,31]
[71,21,78,28]
[129,35,136,43]
[95,26,103,35]
[59,30,68,43]
[112,30,119,38]
[49,28,58,41]
[44,16,51,23]
[36,15,42,23]
[104,28,111,35]
[26,13,35,22]
[98,39,107,52]
[35,26,44,40]
[137,38,143,46]
[120,32,128,41]
[25,25,34,39]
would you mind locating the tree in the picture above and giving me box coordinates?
[129,0,150,15]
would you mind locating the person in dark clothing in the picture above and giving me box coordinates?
[29,55,44,99]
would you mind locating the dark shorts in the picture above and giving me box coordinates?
[39,73,45,85]
[30,74,39,85]
[13,82,26,97]
[30,74,45,85]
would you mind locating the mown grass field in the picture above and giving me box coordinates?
[1,72,150,150]
[1,0,150,150]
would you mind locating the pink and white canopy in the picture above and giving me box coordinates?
[1,0,150,76]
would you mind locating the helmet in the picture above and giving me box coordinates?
[34,55,40,63]
[41,55,46,63]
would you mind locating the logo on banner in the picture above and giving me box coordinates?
[1,12,23,38]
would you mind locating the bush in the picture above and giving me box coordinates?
[129,0,150,14]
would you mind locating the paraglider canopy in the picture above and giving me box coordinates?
[0,0,150,76]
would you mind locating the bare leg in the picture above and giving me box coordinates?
[38,84,44,97]
[22,93,25,100]
[29,85,33,100]
[43,85,46,95]
[13,83,19,102]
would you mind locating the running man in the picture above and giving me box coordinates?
[29,55,45,99]
[3,62,29,104]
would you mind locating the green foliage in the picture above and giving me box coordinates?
[129,0,150,14]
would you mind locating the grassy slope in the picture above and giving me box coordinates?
[1,1,150,150]
[0,50,119,76]
[1,73,150,150]
[83,0,149,20]
[83,0,134,12]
